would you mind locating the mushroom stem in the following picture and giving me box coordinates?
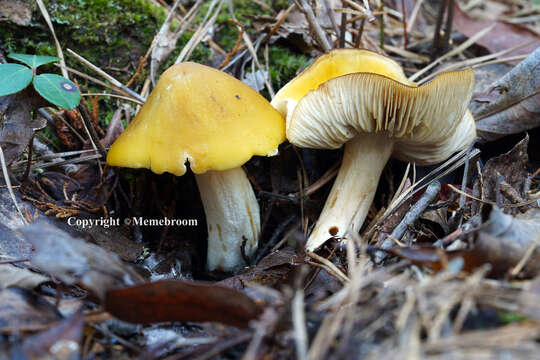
[306,133,394,251]
[195,167,261,271]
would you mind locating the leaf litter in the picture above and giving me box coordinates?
[0,0,539,359]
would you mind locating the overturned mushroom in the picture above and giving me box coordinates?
[107,63,285,271]
[271,49,476,251]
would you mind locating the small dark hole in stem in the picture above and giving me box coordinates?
[329,226,339,236]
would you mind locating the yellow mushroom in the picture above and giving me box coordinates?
[107,62,285,271]
[271,49,476,252]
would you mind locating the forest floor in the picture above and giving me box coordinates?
[0,0,540,359]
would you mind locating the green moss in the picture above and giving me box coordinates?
[268,46,311,89]
[498,312,527,324]
[205,0,290,50]
[38,126,61,152]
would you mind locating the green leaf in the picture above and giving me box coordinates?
[8,53,60,69]
[0,63,33,96]
[33,74,81,109]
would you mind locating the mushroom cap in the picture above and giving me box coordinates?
[271,49,476,165]
[271,49,411,116]
[107,62,285,175]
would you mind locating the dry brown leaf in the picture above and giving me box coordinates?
[22,310,84,359]
[472,205,540,277]
[472,136,530,214]
[105,279,263,328]
[0,0,35,26]
[453,4,540,57]
[22,221,144,300]
[0,287,62,334]
[473,48,540,141]
[0,264,49,290]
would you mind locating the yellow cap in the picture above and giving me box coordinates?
[107,62,285,175]
[271,49,476,165]
[271,49,413,116]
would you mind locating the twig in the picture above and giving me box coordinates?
[67,49,145,103]
[401,0,408,49]
[58,63,140,101]
[307,251,350,283]
[375,180,441,263]
[339,1,347,48]
[354,16,366,48]
[378,1,385,49]
[218,20,246,69]
[82,93,144,104]
[406,0,425,32]
[293,267,309,360]
[442,0,455,52]
[294,0,332,52]
[175,0,224,64]
[125,33,158,88]
[22,135,35,182]
[509,234,540,277]
[261,4,296,45]
[409,24,495,82]
[0,146,27,224]
[323,0,340,44]
[35,0,68,79]
[78,104,107,159]
[431,0,448,62]
[459,140,477,210]
[254,214,297,264]
[417,41,534,84]
[366,148,481,238]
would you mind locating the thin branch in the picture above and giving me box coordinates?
[0,146,27,224]
[375,180,441,263]
[294,0,332,52]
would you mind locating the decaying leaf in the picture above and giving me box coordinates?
[0,287,62,334]
[385,205,540,278]
[105,279,263,328]
[472,136,530,214]
[220,247,301,290]
[0,189,32,260]
[0,87,48,165]
[473,48,540,142]
[21,221,144,300]
[519,276,540,322]
[472,205,540,277]
[0,0,35,26]
[21,309,84,360]
[453,4,540,57]
[0,264,49,290]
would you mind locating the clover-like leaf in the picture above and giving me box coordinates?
[8,53,60,69]
[33,74,81,109]
[0,63,33,96]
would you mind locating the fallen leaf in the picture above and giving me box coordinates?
[0,264,49,290]
[453,4,540,57]
[519,276,540,322]
[472,205,540,277]
[0,189,32,260]
[0,287,62,334]
[22,309,84,359]
[472,136,530,215]
[22,221,144,300]
[220,247,301,290]
[383,246,479,273]
[0,0,35,26]
[105,279,263,328]
[0,87,48,165]
[473,48,540,142]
